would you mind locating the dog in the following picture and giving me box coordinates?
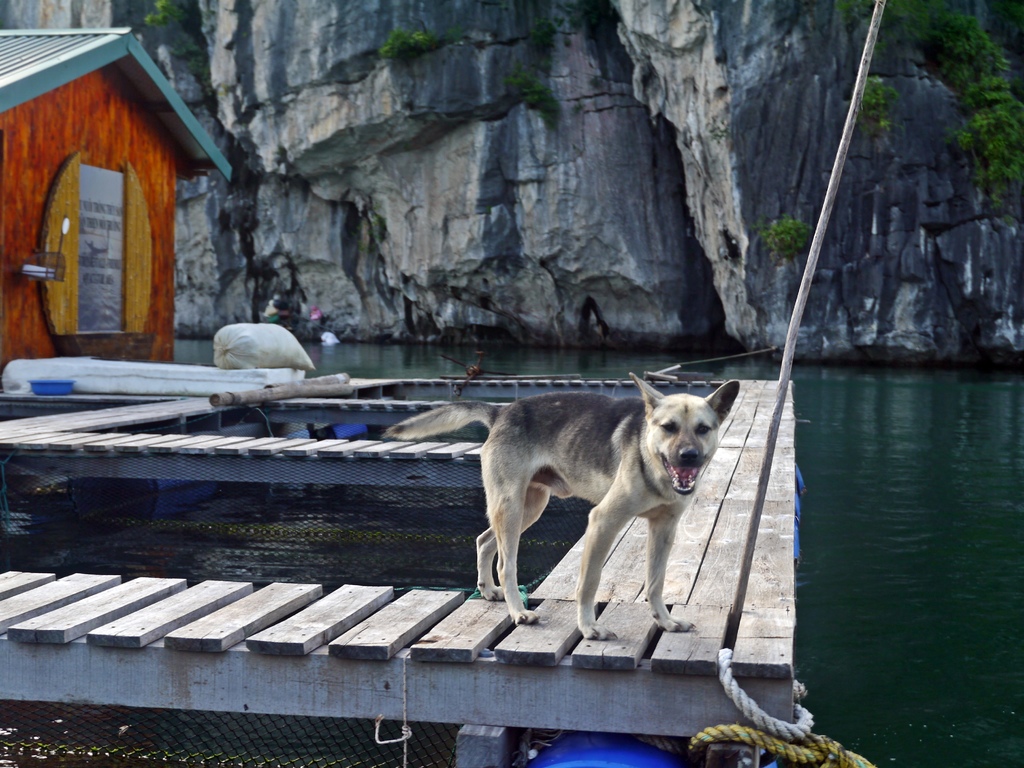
[384,374,740,640]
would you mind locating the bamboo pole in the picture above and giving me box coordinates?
[208,373,353,407]
[725,0,888,648]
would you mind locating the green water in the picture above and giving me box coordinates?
[179,339,1024,767]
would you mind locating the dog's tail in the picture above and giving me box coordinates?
[384,402,500,440]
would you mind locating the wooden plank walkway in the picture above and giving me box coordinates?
[0,378,797,738]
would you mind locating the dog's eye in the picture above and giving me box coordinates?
[661,422,678,434]
[696,424,711,436]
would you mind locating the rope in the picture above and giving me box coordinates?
[683,650,877,768]
[717,649,813,741]
[675,346,779,368]
[373,655,412,767]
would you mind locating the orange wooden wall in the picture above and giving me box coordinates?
[0,65,196,367]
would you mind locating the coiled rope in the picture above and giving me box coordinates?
[684,650,877,768]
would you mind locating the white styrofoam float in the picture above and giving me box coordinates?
[2,357,306,397]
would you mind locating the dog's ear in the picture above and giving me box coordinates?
[706,380,740,422]
[629,373,663,416]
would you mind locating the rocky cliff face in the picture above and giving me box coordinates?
[5,0,1022,364]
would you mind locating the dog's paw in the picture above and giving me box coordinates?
[478,585,504,602]
[581,624,618,641]
[513,609,540,625]
[658,616,694,633]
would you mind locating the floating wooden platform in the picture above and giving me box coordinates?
[0,378,797,739]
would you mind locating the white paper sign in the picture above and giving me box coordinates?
[78,165,124,332]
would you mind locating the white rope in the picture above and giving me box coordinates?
[373,655,413,767]
[717,648,814,742]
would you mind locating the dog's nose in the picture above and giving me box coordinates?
[679,447,700,464]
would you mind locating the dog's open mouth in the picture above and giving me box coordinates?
[663,458,700,495]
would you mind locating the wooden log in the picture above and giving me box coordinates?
[209,374,354,407]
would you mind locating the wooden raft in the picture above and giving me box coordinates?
[0,380,796,737]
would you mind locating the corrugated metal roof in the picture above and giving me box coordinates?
[0,29,231,180]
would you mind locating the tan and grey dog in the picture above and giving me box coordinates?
[385,374,740,640]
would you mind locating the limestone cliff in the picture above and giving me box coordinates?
[4,0,1022,364]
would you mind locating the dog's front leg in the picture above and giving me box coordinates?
[576,503,633,640]
[645,510,693,632]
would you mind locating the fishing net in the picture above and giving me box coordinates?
[0,415,592,767]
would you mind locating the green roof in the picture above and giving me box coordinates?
[0,28,231,180]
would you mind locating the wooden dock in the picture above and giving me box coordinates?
[0,378,796,745]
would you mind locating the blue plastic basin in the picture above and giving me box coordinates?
[28,379,75,396]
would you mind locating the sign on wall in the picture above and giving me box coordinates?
[78,164,124,332]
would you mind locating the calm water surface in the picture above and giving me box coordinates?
[5,341,1023,768]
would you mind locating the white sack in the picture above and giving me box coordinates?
[213,323,315,371]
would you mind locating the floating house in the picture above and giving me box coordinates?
[0,28,230,369]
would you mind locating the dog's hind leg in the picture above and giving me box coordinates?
[475,527,502,601]
[645,509,693,632]
[489,483,550,625]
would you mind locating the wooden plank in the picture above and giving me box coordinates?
[247,438,318,456]
[211,437,285,455]
[0,432,69,449]
[329,589,464,661]
[0,572,55,602]
[10,399,217,434]
[112,434,199,452]
[531,521,632,603]
[570,602,657,670]
[353,441,415,458]
[592,517,648,604]
[19,432,105,450]
[686,499,764,608]
[425,442,482,460]
[410,598,513,663]
[7,577,186,643]
[650,604,729,676]
[163,582,322,652]
[176,436,256,455]
[87,581,254,649]
[306,439,381,458]
[246,584,394,656]
[741,500,795,610]
[0,574,122,633]
[387,442,450,460]
[280,439,351,457]
[84,433,167,451]
[147,435,231,453]
[0,633,796,736]
[731,607,794,679]
[493,599,580,667]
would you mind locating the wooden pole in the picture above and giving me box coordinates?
[208,373,353,407]
[725,0,888,648]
